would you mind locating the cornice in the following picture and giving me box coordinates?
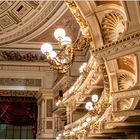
[0,90,40,98]
[92,31,140,61]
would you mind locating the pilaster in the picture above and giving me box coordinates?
[36,89,54,139]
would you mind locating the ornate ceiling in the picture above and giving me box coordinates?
[0,1,80,47]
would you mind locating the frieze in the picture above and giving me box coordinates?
[92,32,140,60]
[113,109,140,117]
[0,78,42,87]
[112,88,140,99]
[0,50,46,62]
[0,90,40,98]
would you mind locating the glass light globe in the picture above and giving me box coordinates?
[70,131,74,135]
[82,122,88,127]
[63,132,67,136]
[61,36,72,45]
[86,117,91,122]
[56,136,60,139]
[58,134,62,137]
[72,128,77,132]
[54,28,66,40]
[79,65,84,73]
[79,66,83,73]
[79,62,87,73]
[92,94,98,103]
[41,43,53,54]
[83,62,87,67]
[85,102,93,111]
[56,100,61,106]
[49,51,57,59]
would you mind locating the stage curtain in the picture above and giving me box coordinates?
[0,96,37,136]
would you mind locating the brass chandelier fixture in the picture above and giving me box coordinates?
[40,28,91,73]
[40,2,92,73]
[41,28,75,73]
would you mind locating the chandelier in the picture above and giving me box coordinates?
[40,28,91,73]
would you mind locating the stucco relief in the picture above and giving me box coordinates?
[0,50,46,62]
[117,55,135,74]
[102,12,126,44]
[0,1,63,45]
[118,73,135,90]
[0,78,41,87]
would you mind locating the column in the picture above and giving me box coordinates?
[66,106,71,124]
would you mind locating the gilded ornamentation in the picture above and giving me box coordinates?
[66,1,92,44]
[102,12,126,43]
[63,63,111,138]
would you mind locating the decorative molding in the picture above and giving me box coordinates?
[113,109,140,117]
[0,50,46,62]
[46,99,53,117]
[112,88,140,99]
[117,98,133,111]
[102,12,126,43]
[46,121,53,129]
[117,55,135,74]
[92,32,140,60]
[0,65,50,71]
[63,62,112,138]
[0,1,63,45]
[118,73,135,90]
[0,90,40,98]
[66,1,93,48]
[0,78,42,87]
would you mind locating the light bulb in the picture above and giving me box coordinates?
[79,66,83,73]
[58,133,62,137]
[61,36,72,45]
[41,43,53,54]
[72,128,77,132]
[56,136,60,139]
[70,131,74,135]
[49,51,57,59]
[83,62,87,67]
[85,102,93,111]
[79,62,87,73]
[79,65,84,73]
[86,117,91,122]
[56,100,61,106]
[63,132,67,136]
[82,122,88,127]
[54,28,66,40]
[92,94,98,103]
